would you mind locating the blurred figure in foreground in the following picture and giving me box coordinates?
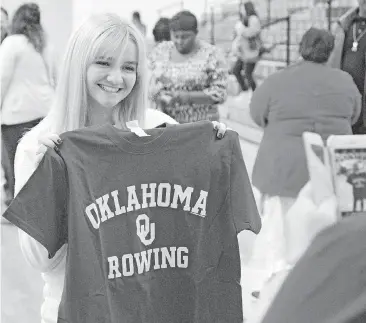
[246,182,338,323]
[259,189,366,323]
[248,27,361,293]
[1,7,9,43]
[0,3,57,205]
[328,0,366,134]
[148,10,228,123]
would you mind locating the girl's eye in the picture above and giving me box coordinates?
[96,61,110,67]
[124,66,136,72]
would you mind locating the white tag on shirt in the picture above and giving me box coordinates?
[126,120,150,137]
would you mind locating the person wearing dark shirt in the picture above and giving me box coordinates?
[328,0,366,134]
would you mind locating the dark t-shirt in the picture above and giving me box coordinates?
[261,215,366,323]
[3,121,261,323]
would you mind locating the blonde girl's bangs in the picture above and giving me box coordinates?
[90,25,130,64]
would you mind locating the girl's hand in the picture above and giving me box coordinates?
[212,121,231,139]
[35,134,62,164]
[158,91,174,105]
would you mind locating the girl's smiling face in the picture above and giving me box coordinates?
[86,39,138,111]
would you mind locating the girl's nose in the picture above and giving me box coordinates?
[106,69,124,85]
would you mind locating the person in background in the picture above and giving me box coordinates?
[152,17,170,44]
[148,10,228,123]
[1,7,9,43]
[328,0,366,134]
[248,27,361,295]
[12,13,228,323]
[132,11,146,36]
[0,3,57,206]
[148,17,171,109]
[232,1,261,92]
[347,163,366,212]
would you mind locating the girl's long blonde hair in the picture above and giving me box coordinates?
[33,13,147,136]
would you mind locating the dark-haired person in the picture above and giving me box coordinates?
[152,17,170,43]
[148,10,228,123]
[0,3,57,205]
[328,0,366,135]
[247,28,361,294]
[1,7,8,43]
[232,1,261,92]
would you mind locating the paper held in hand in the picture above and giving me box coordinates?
[303,133,366,219]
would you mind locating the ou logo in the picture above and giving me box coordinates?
[136,214,155,246]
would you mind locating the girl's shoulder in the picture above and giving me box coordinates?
[249,15,261,24]
[247,15,261,30]
[1,34,28,51]
[5,34,28,44]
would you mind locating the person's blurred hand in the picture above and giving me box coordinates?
[212,121,230,139]
[284,182,338,266]
[35,133,61,164]
[158,91,174,105]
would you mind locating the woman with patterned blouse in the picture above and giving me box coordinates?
[148,10,228,123]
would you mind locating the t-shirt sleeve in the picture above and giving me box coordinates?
[229,133,261,234]
[3,148,68,259]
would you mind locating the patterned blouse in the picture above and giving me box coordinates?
[148,41,228,123]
